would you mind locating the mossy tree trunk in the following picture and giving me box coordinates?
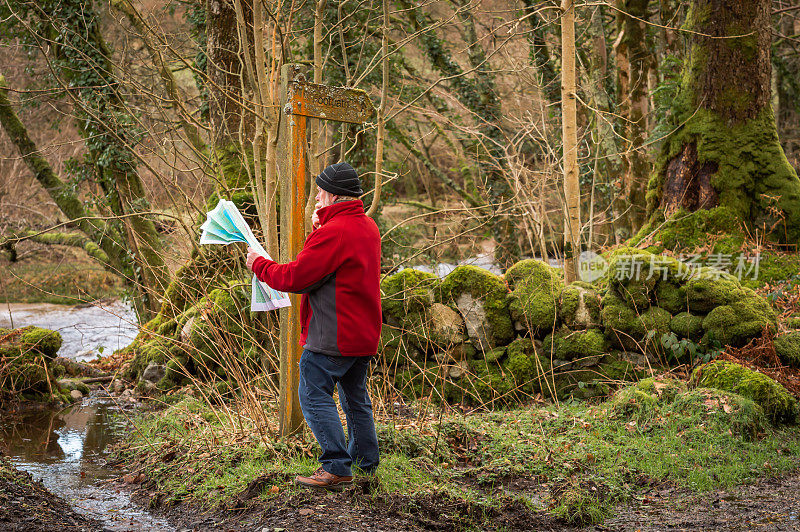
[644,0,800,244]
[0,0,168,321]
[146,0,258,324]
[206,0,254,193]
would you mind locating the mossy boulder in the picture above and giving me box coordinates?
[670,312,704,342]
[686,270,742,313]
[504,260,562,336]
[0,327,64,402]
[701,288,776,347]
[654,279,688,314]
[605,247,659,310]
[692,361,798,423]
[440,265,513,350]
[0,326,63,360]
[380,269,439,322]
[560,283,602,329]
[775,331,800,368]
[602,290,670,351]
[17,327,62,359]
[542,328,606,362]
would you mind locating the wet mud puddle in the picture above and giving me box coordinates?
[1,397,173,531]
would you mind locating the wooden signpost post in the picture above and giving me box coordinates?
[277,64,374,437]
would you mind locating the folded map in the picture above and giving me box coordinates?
[200,199,291,312]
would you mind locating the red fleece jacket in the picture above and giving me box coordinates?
[251,200,382,356]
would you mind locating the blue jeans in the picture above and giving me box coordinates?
[298,349,380,477]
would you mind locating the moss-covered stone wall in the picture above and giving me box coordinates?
[119,248,793,409]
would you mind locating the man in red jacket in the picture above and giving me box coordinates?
[246,162,381,491]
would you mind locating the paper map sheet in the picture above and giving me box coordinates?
[200,199,291,312]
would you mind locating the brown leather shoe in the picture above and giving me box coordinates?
[294,467,353,492]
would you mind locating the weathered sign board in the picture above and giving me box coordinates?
[277,65,375,437]
[289,80,374,124]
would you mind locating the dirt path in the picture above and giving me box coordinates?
[4,454,799,531]
[0,455,103,532]
[593,471,800,531]
[133,472,800,531]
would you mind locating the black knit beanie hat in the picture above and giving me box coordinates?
[315,162,363,197]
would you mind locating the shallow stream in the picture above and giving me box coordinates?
[0,301,173,531]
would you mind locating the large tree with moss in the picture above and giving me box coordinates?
[641,0,800,244]
[0,0,168,320]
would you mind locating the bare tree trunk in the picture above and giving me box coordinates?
[586,5,622,246]
[561,0,580,283]
[366,0,388,218]
[614,0,650,237]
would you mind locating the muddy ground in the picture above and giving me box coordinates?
[597,470,800,531]
[123,470,800,531]
[0,454,104,532]
[2,457,799,530]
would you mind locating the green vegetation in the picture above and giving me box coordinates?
[692,361,799,423]
[504,260,562,337]
[775,331,800,368]
[115,382,800,526]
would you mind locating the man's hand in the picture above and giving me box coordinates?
[246,247,261,272]
[311,202,322,229]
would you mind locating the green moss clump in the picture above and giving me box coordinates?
[504,338,549,394]
[18,326,62,359]
[602,290,670,351]
[560,284,602,329]
[686,270,742,313]
[701,287,776,347]
[504,260,562,337]
[380,269,439,322]
[542,328,606,362]
[441,265,513,348]
[638,306,672,341]
[654,280,688,314]
[600,290,640,350]
[787,317,800,330]
[775,331,800,368]
[670,312,704,342]
[692,361,798,423]
[605,247,659,310]
[631,207,743,254]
